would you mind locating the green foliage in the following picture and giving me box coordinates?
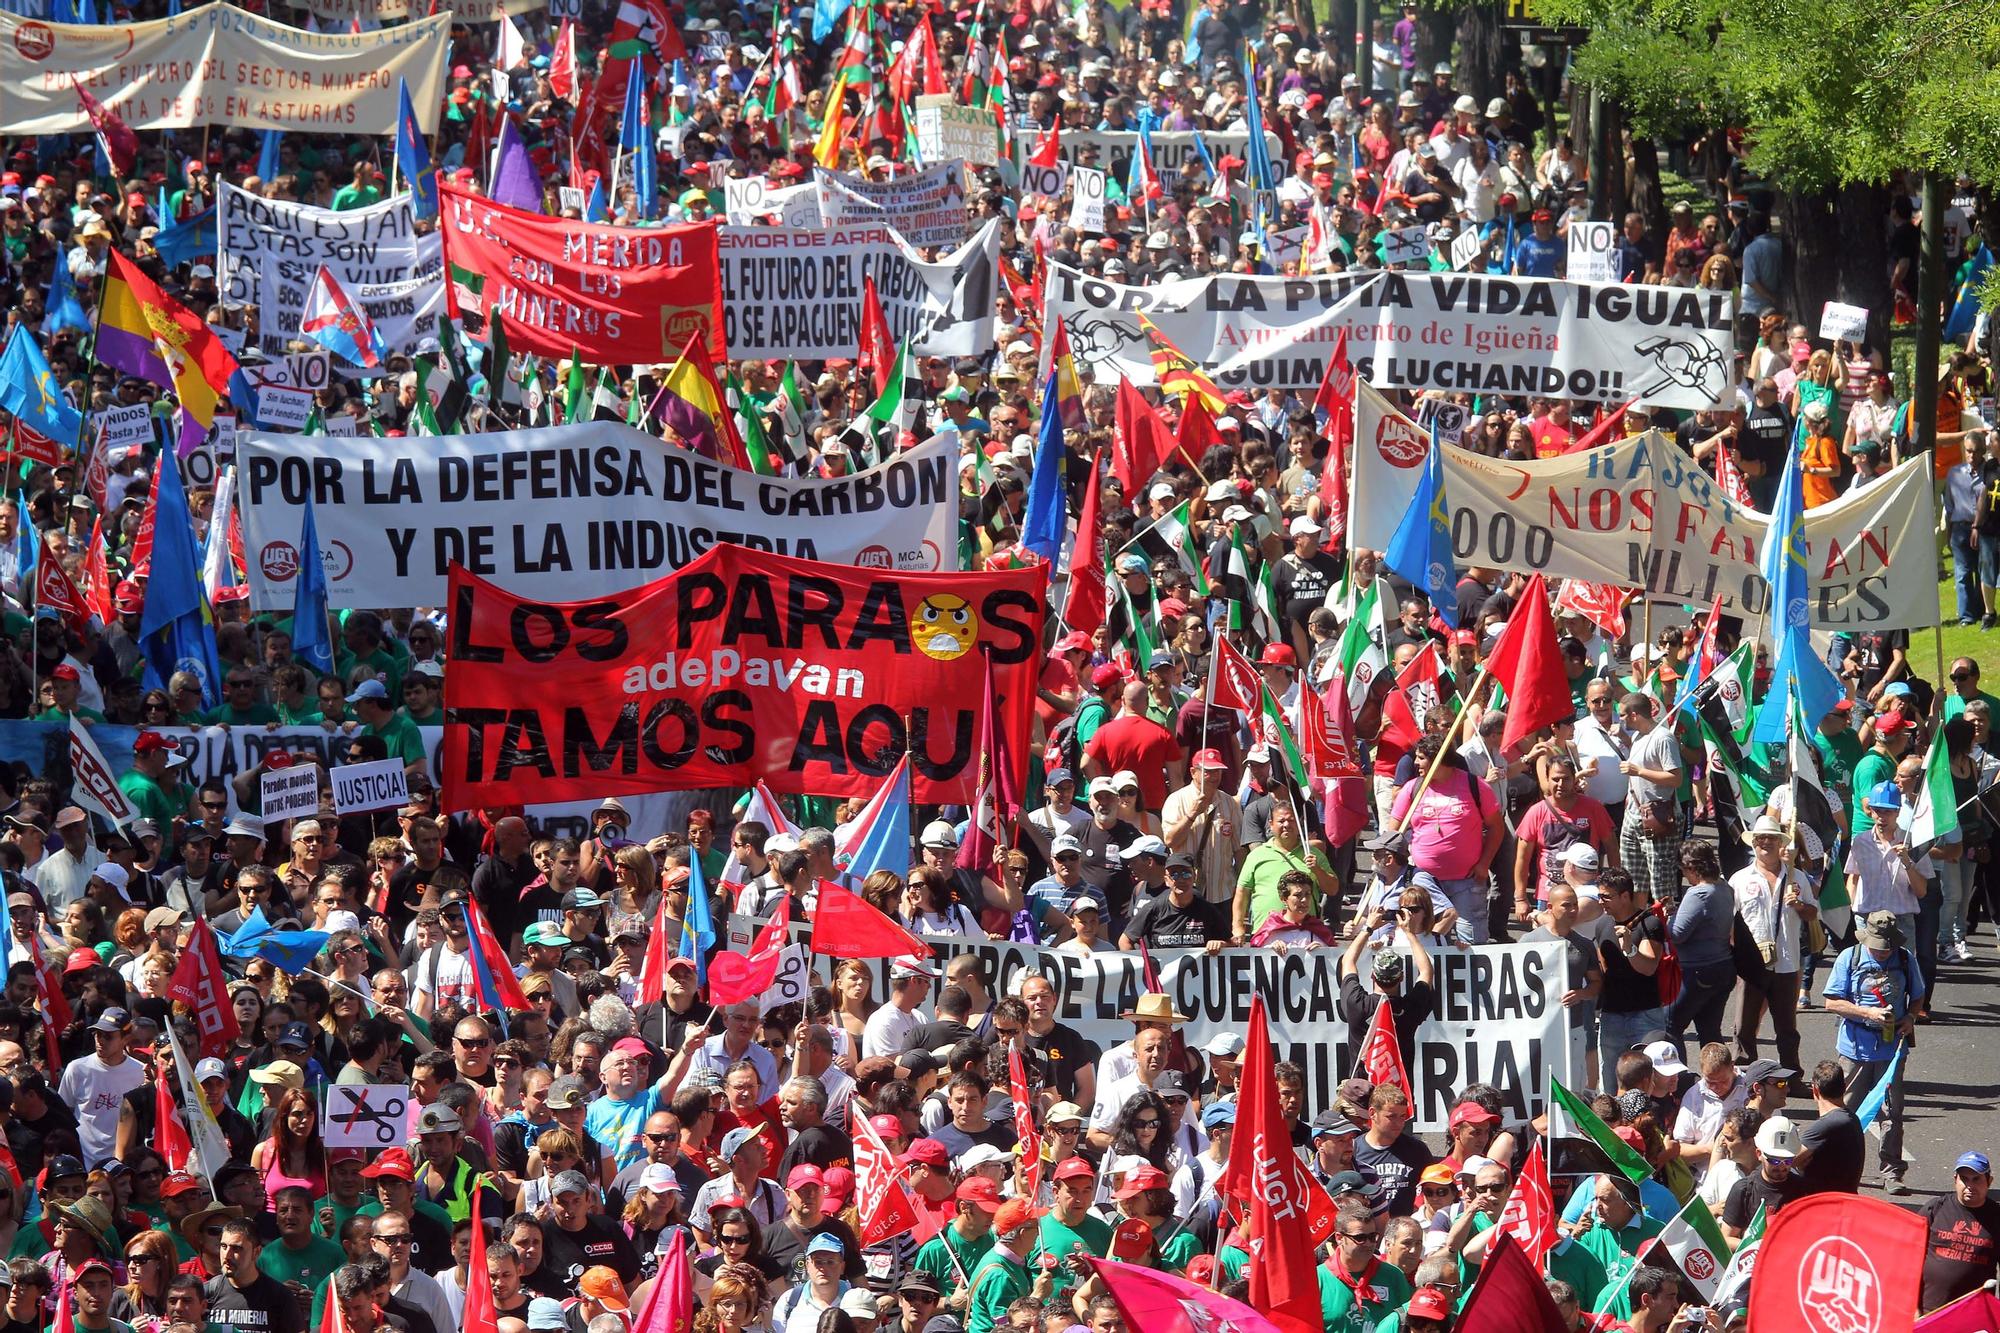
[1533,0,2000,189]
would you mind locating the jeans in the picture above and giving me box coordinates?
[1599,1006,1669,1093]
[1436,875,1492,944]
[1950,520,1981,621]
[1915,885,1941,1007]
[1841,1054,1906,1174]
[1735,970,1802,1072]
[1981,533,2000,594]
[1940,858,1976,950]
[1669,960,1737,1047]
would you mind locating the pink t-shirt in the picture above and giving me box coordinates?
[1388,768,1490,880]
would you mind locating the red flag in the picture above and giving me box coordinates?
[1554,579,1630,639]
[1313,329,1355,546]
[1687,593,1723,682]
[635,889,676,1006]
[463,896,530,1011]
[957,651,1021,874]
[1213,997,1330,1333]
[1028,118,1062,170]
[809,879,932,959]
[71,76,138,176]
[1916,1292,2000,1332]
[33,557,90,637]
[859,276,896,397]
[1354,997,1413,1106]
[462,1182,500,1331]
[708,897,790,1006]
[78,518,112,624]
[49,1261,74,1333]
[128,462,163,579]
[1492,1140,1557,1271]
[7,421,62,469]
[1088,1257,1286,1333]
[1173,391,1222,471]
[167,918,241,1060]
[155,1056,195,1171]
[83,428,111,511]
[1453,1229,1569,1333]
[1059,446,1108,636]
[1483,573,1570,752]
[30,936,69,1072]
[630,1223,695,1333]
[853,1099,922,1245]
[1111,379,1174,496]
[1007,1047,1042,1202]
[1209,634,1263,712]
[1298,677,1361,780]
[548,19,578,102]
[1748,1193,1924,1333]
[1378,643,1446,752]
[1713,439,1755,507]
[1560,397,1637,455]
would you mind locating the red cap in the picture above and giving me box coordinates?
[1452,628,1478,646]
[1055,630,1092,654]
[50,664,79,683]
[1408,1289,1453,1321]
[133,730,176,754]
[1114,1165,1170,1197]
[159,1172,203,1198]
[820,1166,854,1207]
[955,1176,1003,1211]
[1449,1102,1500,1130]
[1613,1126,1646,1152]
[328,1148,367,1164]
[1258,644,1296,667]
[66,949,99,973]
[1052,1156,1096,1183]
[1832,699,1855,713]
[360,1147,416,1181]
[869,1114,904,1140]
[785,1165,826,1191]
[1193,748,1227,771]
[1110,1216,1154,1260]
[904,1139,949,1169]
[1090,662,1125,689]
[610,1036,651,1058]
[1875,713,1913,735]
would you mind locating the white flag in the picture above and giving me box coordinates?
[67,717,136,828]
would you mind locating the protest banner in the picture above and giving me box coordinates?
[330,757,410,815]
[438,546,1047,808]
[323,1085,412,1148]
[1350,384,1938,630]
[0,5,450,135]
[238,425,961,609]
[98,403,153,450]
[439,180,724,366]
[259,764,321,824]
[1566,220,1617,284]
[913,98,998,167]
[727,917,1578,1132]
[218,182,448,358]
[812,160,970,249]
[724,177,821,227]
[1019,160,1069,202]
[1819,301,1871,343]
[254,384,313,431]
[281,0,541,23]
[1068,166,1108,233]
[1046,266,1737,409]
[718,220,1000,362]
[1025,128,1282,181]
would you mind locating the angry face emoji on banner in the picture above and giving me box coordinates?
[913,594,978,661]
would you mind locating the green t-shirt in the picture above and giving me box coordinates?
[1465,1212,1610,1311]
[257,1233,345,1293]
[1851,749,1898,834]
[404,706,446,728]
[338,646,404,698]
[366,712,427,768]
[1814,727,1865,807]
[116,770,183,826]
[965,1250,1032,1333]
[1319,1259,1412,1333]
[314,1194,369,1242]
[277,702,326,726]
[1156,1228,1201,1274]
[912,1225,994,1291]
[330,183,384,211]
[1036,1211,1111,1295]
[33,706,106,723]
[358,1196,453,1234]
[209,701,281,726]
[1944,690,2000,724]
[1577,1215,1663,1320]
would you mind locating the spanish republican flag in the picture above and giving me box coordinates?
[655,330,749,469]
[98,251,239,454]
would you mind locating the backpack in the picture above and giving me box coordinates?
[1649,900,1683,1006]
[1044,695,1108,775]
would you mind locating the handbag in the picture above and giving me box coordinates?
[1639,797,1677,838]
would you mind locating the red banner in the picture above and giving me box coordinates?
[852,1102,920,1246]
[167,918,240,1060]
[1749,1193,1924,1333]
[440,546,1046,809]
[439,180,725,367]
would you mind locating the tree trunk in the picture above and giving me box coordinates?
[1778,182,1893,353]
[1453,2,1510,106]
[1629,136,1666,242]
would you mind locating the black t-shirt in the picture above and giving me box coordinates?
[780,1124,855,1177]
[542,1213,643,1288]
[1124,890,1227,950]
[1979,460,2000,537]
[404,1205,456,1277]
[763,1215,865,1286]
[1024,1021,1099,1104]
[1351,1132,1436,1217]
[909,1019,978,1053]
[1740,402,1793,473]
[1597,908,1666,1014]
[1796,1107,1866,1196]
[1920,1194,2000,1311]
[1723,1167,1806,1232]
[1853,629,1910,693]
[1338,972,1435,1073]
[205,1272,307,1333]
[1275,550,1343,632]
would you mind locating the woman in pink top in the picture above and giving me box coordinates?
[1388,735,1505,943]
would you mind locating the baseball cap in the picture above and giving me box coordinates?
[1192,748,1226,771]
[1201,1102,1237,1129]
[90,1007,131,1033]
[955,1177,1004,1212]
[1956,1152,1993,1177]
[805,1233,846,1258]
[719,1127,762,1160]
[903,1139,949,1169]
[1052,1156,1096,1183]
[194,1057,229,1083]
[345,679,389,703]
[1448,1102,1500,1130]
[786,1165,827,1192]
[527,1299,571,1330]
[1643,1040,1689,1077]
[550,1170,593,1198]
[1743,1059,1794,1086]
[1560,844,1601,871]
[360,1148,416,1181]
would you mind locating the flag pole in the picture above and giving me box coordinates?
[1390,663,1491,835]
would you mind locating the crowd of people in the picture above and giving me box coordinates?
[1,0,1999,1331]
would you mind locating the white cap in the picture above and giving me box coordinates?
[194,1057,229,1082]
[1214,415,1241,431]
[1222,505,1253,522]
[1205,480,1237,502]
[1559,844,1600,871]
[640,1162,681,1194]
[1755,1116,1801,1159]
[764,832,801,856]
[956,1144,1012,1171]
[1643,1040,1690,1077]
[1288,515,1323,537]
[1149,483,1177,500]
[91,864,131,896]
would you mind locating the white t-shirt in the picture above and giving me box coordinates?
[862,1003,925,1059]
[59,1052,147,1166]
[1627,725,1683,805]
[408,941,478,1013]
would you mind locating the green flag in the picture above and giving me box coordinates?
[1257,682,1308,786]
[1225,525,1280,644]
[1908,730,1960,853]
[1655,1192,1731,1300]
[1548,1077,1652,1184]
[1334,578,1388,711]
[1710,1204,1764,1308]
[486,306,516,407]
[1122,501,1209,595]
[562,348,586,424]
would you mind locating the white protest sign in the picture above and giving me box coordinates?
[1067,166,1107,233]
[1819,301,1870,343]
[324,416,359,437]
[913,99,999,167]
[218,182,448,359]
[547,0,579,18]
[723,178,821,227]
[258,351,331,394]
[811,160,970,248]
[99,403,154,450]
[331,757,411,815]
[1380,225,1432,266]
[213,325,248,355]
[1450,228,1483,271]
[239,425,963,609]
[1566,220,1617,284]
[1026,127,1282,181]
[179,441,217,490]
[212,413,238,463]
[558,186,585,213]
[757,945,812,1017]
[255,384,315,431]
[1019,160,1069,202]
[719,220,1000,362]
[259,764,322,824]
[1350,383,1939,629]
[323,1084,412,1148]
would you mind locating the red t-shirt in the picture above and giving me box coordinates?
[1515,796,1617,898]
[1530,418,1574,457]
[1084,714,1184,810]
